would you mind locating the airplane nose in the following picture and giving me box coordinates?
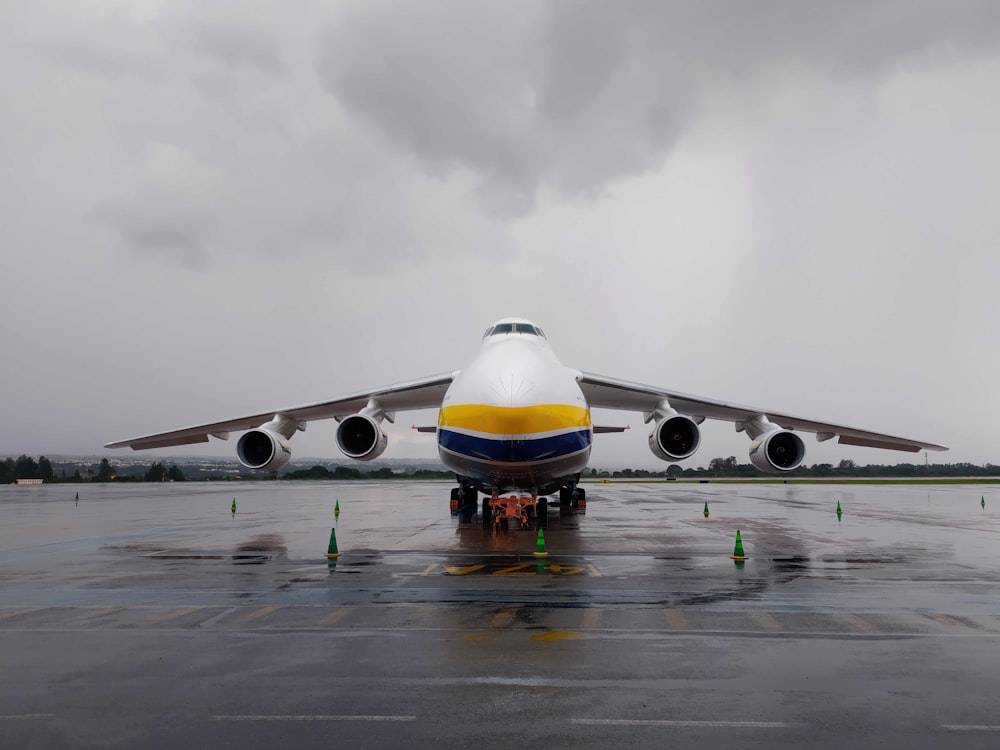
[494,373,537,406]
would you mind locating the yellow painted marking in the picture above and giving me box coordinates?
[438,403,591,435]
[750,612,782,632]
[71,607,126,622]
[420,564,439,576]
[491,607,518,629]
[443,563,487,576]
[545,564,584,576]
[493,562,535,576]
[836,613,876,634]
[580,609,602,629]
[531,630,584,641]
[318,607,352,626]
[238,605,280,624]
[665,609,689,630]
[925,613,975,631]
[0,607,47,622]
[152,607,204,624]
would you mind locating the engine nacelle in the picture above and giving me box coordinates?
[748,429,805,473]
[237,428,292,472]
[648,415,701,462]
[336,414,389,461]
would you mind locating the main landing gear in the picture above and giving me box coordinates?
[558,485,587,510]
[449,486,477,514]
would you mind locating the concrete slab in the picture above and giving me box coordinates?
[2,480,1000,748]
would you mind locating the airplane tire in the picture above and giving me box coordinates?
[462,488,477,509]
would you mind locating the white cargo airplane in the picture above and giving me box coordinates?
[107,317,947,511]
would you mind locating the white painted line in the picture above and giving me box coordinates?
[211,715,416,722]
[0,714,56,721]
[571,719,805,728]
[943,725,1000,731]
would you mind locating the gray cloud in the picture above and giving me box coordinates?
[318,0,1000,212]
[185,21,286,75]
[2,0,998,467]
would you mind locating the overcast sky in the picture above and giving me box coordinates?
[2,0,998,469]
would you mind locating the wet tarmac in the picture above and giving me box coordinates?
[2,480,1000,749]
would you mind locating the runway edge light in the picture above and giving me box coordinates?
[325,527,341,559]
[730,530,748,561]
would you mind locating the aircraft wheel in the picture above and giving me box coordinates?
[537,498,548,520]
[449,487,460,514]
[482,497,492,520]
[461,488,477,510]
[559,487,572,506]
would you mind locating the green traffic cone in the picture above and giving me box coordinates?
[730,530,748,561]
[231,497,236,516]
[836,500,843,518]
[703,502,710,518]
[533,528,548,557]
[982,496,986,509]
[325,527,341,559]
[334,500,340,516]
[75,491,79,501]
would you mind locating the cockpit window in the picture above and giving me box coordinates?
[484,322,546,338]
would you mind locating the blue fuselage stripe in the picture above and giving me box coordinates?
[438,428,592,464]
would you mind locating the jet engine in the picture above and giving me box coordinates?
[336,413,389,461]
[237,428,292,472]
[748,429,805,473]
[648,414,701,461]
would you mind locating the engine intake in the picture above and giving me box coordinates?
[649,415,701,462]
[337,414,388,461]
[748,429,805,473]
[237,429,292,472]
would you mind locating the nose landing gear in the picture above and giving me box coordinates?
[485,492,542,530]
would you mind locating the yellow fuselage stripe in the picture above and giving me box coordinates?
[438,404,591,436]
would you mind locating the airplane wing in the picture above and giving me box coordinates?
[105,372,456,451]
[576,371,947,453]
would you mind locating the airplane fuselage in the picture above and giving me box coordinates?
[436,330,591,494]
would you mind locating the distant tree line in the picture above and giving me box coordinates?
[3,454,998,484]
[0,456,185,484]
[282,465,453,480]
[591,458,1000,479]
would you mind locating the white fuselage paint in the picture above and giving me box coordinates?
[436,328,592,494]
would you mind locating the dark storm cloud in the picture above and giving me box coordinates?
[318,0,1000,209]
